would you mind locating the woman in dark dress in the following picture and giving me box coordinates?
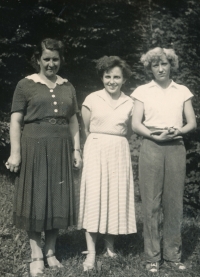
[6,38,82,276]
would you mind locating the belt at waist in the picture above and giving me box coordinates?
[25,117,68,125]
[90,132,125,137]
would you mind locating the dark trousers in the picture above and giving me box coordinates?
[139,138,186,262]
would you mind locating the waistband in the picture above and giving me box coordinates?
[25,117,68,125]
[90,132,125,137]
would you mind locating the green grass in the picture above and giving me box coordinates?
[0,173,200,277]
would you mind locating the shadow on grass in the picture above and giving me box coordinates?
[182,222,200,261]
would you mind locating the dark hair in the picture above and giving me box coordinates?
[31,38,65,71]
[96,56,132,79]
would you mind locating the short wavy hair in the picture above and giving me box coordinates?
[140,47,179,77]
[96,56,132,79]
[31,38,65,72]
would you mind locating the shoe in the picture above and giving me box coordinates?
[167,261,186,270]
[46,253,64,269]
[146,262,159,273]
[30,257,44,277]
[82,250,96,271]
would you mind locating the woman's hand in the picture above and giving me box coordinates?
[5,154,21,173]
[72,150,82,170]
[150,130,175,141]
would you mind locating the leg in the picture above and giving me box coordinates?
[28,231,44,276]
[45,229,63,268]
[104,234,117,257]
[163,141,186,263]
[139,139,164,263]
[83,231,97,271]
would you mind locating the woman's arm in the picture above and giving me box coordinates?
[132,99,176,141]
[69,114,82,169]
[132,100,152,139]
[173,99,197,136]
[81,106,91,143]
[6,112,23,172]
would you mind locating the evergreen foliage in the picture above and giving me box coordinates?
[0,0,200,209]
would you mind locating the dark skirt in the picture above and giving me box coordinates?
[13,122,76,232]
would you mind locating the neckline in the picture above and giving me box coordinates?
[26,74,68,89]
[153,79,172,90]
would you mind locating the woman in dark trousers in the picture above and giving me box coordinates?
[131,47,196,274]
[6,38,82,276]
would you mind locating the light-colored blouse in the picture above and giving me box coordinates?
[83,89,133,136]
[131,80,193,129]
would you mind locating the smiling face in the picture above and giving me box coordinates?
[151,55,171,85]
[37,48,61,80]
[102,66,125,97]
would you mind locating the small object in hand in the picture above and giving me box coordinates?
[168,127,175,134]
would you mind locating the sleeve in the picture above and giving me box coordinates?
[11,80,27,114]
[71,85,79,115]
[130,85,145,103]
[183,86,194,102]
[82,94,93,111]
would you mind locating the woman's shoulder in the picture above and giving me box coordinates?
[15,77,36,92]
[130,82,151,98]
[172,81,193,97]
[172,81,190,91]
[17,77,33,85]
[85,90,104,99]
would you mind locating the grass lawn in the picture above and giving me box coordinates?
[0,172,200,277]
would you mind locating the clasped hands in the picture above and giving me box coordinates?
[150,127,182,141]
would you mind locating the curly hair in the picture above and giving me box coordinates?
[31,38,65,72]
[140,47,179,77]
[96,56,132,79]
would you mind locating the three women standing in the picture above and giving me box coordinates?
[6,38,82,276]
[77,56,137,271]
[7,41,196,275]
[131,47,196,273]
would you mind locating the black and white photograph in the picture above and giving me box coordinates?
[0,0,200,276]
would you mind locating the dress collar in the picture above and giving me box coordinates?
[96,89,131,109]
[148,80,178,89]
[25,74,68,86]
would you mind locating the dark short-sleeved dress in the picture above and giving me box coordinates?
[11,74,79,232]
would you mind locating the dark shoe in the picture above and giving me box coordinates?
[46,253,64,270]
[146,262,160,273]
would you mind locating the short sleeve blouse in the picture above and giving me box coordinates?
[11,74,79,123]
[83,89,134,136]
[131,80,193,128]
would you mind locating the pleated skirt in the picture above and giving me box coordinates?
[13,122,76,232]
[77,133,137,235]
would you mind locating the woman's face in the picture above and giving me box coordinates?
[38,48,61,80]
[151,56,171,84]
[102,66,125,96]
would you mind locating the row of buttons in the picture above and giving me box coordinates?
[50,89,58,113]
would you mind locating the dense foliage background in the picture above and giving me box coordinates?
[0,0,200,210]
